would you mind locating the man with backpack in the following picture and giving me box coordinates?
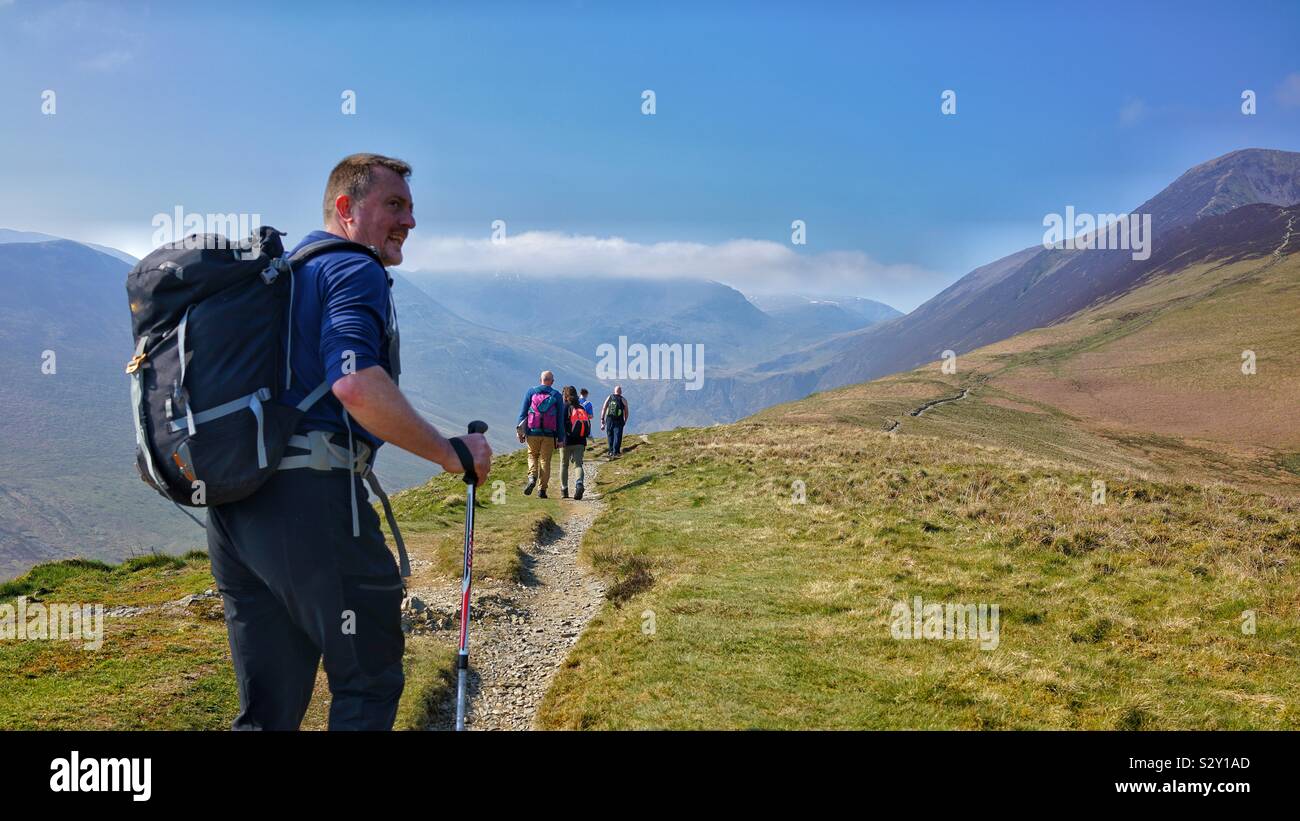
[601,386,629,458]
[579,388,595,444]
[516,370,566,498]
[174,154,491,731]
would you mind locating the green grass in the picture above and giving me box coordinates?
[9,251,1300,731]
[395,638,458,731]
[8,423,1297,730]
[0,551,474,730]
[385,444,569,583]
[1280,453,1300,477]
[0,442,587,729]
[0,449,552,730]
[0,554,237,729]
[537,423,1300,729]
[0,552,209,606]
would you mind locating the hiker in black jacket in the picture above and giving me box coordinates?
[601,385,628,458]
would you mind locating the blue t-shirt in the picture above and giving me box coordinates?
[282,230,396,451]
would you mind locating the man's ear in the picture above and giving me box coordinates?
[333,194,353,225]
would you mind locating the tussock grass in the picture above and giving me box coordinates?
[386,445,566,583]
[0,550,480,730]
[0,447,568,729]
[394,638,458,731]
[1,554,214,607]
[0,553,237,729]
[538,421,1300,729]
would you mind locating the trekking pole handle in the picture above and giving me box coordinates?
[455,421,488,486]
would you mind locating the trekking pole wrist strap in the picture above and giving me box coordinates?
[449,436,476,485]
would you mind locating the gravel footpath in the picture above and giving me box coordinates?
[414,459,607,730]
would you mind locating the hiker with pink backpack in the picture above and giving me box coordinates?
[516,370,567,498]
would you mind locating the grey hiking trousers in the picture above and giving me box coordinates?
[561,442,586,491]
[206,468,405,730]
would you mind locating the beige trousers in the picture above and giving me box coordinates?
[526,435,557,491]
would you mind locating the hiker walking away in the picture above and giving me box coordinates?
[560,385,591,500]
[206,154,491,731]
[579,388,595,444]
[517,370,565,498]
[601,385,629,458]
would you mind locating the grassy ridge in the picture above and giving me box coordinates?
[538,424,1300,729]
[763,254,1300,493]
[0,443,576,729]
[0,551,464,731]
[0,554,237,729]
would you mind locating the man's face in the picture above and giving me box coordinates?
[339,166,416,266]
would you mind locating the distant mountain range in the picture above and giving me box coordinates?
[0,239,198,579]
[731,148,1300,406]
[0,228,139,266]
[745,293,902,336]
[0,234,896,578]
[403,273,898,370]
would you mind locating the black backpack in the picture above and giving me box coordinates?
[125,226,383,511]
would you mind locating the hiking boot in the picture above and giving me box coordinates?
[538,489,548,499]
[574,484,584,501]
[523,476,536,495]
[561,489,569,499]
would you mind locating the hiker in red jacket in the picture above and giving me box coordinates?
[560,385,591,500]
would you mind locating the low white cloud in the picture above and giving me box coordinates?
[400,231,944,306]
[1278,73,1300,109]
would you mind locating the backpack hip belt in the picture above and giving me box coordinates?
[276,430,410,580]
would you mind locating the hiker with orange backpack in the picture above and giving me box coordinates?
[560,385,591,500]
[516,370,566,498]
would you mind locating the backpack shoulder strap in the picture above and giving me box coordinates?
[288,238,383,269]
[281,239,387,398]
[296,379,333,413]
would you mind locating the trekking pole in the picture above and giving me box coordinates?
[456,420,488,731]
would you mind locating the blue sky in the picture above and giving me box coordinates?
[1,0,1298,310]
